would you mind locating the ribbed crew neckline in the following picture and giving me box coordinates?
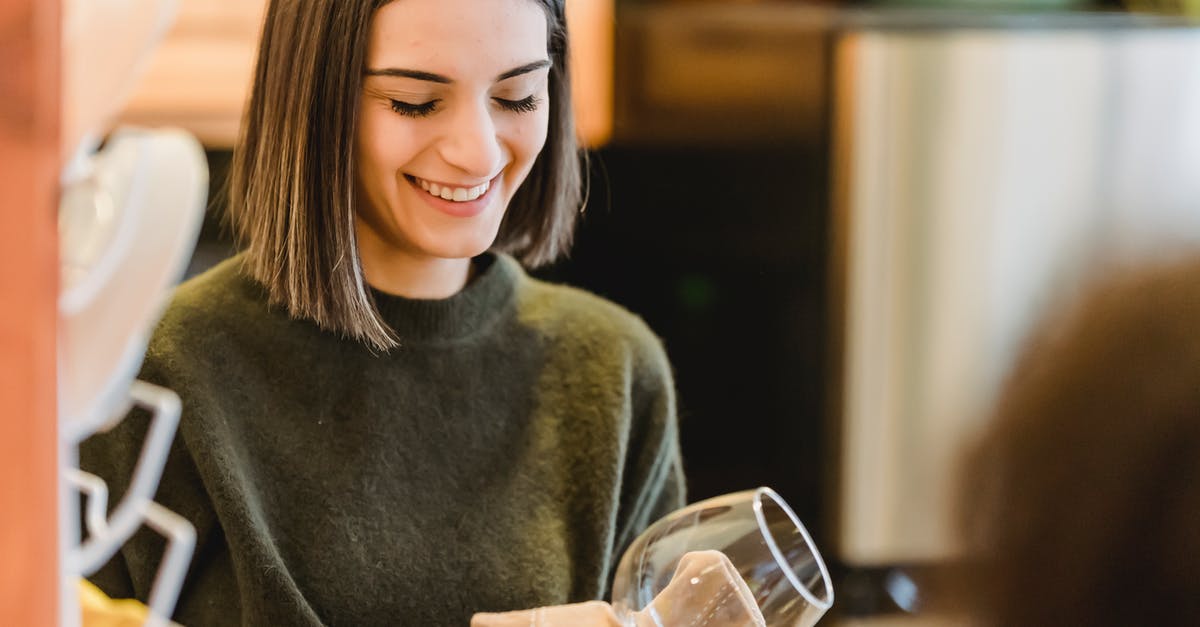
[367,252,520,344]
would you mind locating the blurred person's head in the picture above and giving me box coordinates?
[227,0,582,351]
[953,256,1200,626]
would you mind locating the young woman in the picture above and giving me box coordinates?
[82,1,686,624]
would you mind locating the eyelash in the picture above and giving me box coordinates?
[388,96,541,118]
[390,100,438,118]
[495,95,541,114]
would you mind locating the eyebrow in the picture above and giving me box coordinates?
[364,60,551,84]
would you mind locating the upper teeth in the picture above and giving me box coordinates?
[416,177,489,202]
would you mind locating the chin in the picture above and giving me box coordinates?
[422,231,500,261]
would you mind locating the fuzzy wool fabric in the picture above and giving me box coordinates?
[80,252,686,626]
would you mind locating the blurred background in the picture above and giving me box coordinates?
[6,0,1199,624]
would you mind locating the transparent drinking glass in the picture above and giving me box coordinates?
[611,487,833,627]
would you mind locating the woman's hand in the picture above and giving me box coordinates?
[471,550,765,627]
[471,600,623,626]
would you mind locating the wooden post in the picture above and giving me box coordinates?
[566,0,614,148]
[0,0,60,624]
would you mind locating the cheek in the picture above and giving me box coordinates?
[511,110,551,166]
[532,110,551,155]
[358,108,420,174]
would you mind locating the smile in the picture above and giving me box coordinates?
[410,175,490,203]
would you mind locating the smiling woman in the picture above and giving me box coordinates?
[353,0,554,299]
[230,0,582,349]
[79,1,685,625]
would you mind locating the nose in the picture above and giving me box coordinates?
[437,100,503,180]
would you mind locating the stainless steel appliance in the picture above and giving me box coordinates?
[831,12,1200,570]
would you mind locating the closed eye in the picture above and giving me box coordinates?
[390,99,439,118]
[494,95,541,114]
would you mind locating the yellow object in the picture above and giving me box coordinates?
[78,578,166,627]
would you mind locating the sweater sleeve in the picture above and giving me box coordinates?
[608,331,687,589]
[77,349,217,607]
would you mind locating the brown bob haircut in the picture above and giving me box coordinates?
[227,0,582,352]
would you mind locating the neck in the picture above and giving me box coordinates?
[356,233,474,300]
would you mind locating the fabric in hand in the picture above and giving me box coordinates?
[472,550,764,627]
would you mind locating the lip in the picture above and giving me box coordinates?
[405,173,499,219]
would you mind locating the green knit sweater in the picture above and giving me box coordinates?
[81,252,686,626]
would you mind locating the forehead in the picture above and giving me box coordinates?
[366,0,549,73]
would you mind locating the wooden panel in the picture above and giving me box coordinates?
[0,0,60,624]
[120,0,614,148]
[566,0,614,147]
[118,0,264,147]
[614,4,833,145]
